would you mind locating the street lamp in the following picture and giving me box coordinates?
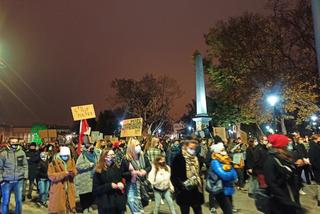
[311,115,318,122]
[267,95,279,107]
[267,95,279,132]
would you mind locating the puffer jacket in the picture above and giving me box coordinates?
[211,159,237,196]
[75,149,100,195]
[0,146,28,183]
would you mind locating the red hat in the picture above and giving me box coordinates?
[112,141,120,149]
[267,134,289,148]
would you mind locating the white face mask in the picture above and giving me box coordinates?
[135,145,142,154]
[187,148,195,155]
[220,151,227,156]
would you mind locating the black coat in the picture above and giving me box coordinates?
[26,149,40,179]
[252,144,268,175]
[309,141,320,183]
[294,144,308,160]
[263,152,303,214]
[245,146,255,170]
[38,160,49,179]
[170,152,204,206]
[92,166,127,213]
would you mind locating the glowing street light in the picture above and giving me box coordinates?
[119,121,124,126]
[267,95,279,107]
[188,126,192,131]
[311,115,318,122]
[158,129,162,134]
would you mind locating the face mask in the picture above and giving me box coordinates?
[187,148,195,155]
[41,157,47,161]
[287,143,293,151]
[105,158,115,165]
[48,146,53,151]
[60,156,69,161]
[135,145,142,154]
[220,151,227,156]
[10,144,18,150]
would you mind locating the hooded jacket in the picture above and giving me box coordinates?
[0,146,28,183]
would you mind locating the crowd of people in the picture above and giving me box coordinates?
[0,132,320,214]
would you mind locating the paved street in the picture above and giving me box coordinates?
[6,183,320,214]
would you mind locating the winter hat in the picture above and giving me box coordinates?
[29,142,37,147]
[112,141,120,149]
[268,134,289,148]
[211,142,225,154]
[59,146,71,156]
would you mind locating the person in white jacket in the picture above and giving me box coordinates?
[148,155,176,214]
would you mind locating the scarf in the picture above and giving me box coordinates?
[212,153,232,171]
[83,150,97,164]
[182,148,203,193]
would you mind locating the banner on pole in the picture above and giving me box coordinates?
[120,118,143,138]
[71,104,96,121]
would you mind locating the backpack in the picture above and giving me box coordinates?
[205,167,224,195]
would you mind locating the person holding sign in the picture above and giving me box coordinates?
[121,138,151,213]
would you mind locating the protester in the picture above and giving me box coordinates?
[167,140,181,166]
[207,142,238,214]
[171,140,204,214]
[245,139,257,198]
[148,155,176,214]
[0,138,28,214]
[113,141,126,166]
[48,146,77,214]
[25,142,40,200]
[308,134,320,206]
[75,136,100,213]
[145,137,165,163]
[229,138,246,190]
[264,134,304,213]
[294,137,310,194]
[93,149,126,214]
[37,152,50,208]
[121,138,151,213]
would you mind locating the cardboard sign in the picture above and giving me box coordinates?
[213,127,227,142]
[91,131,103,142]
[120,118,143,138]
[240,130,248,145]
[71,104,96,121]
[39,129,57,139]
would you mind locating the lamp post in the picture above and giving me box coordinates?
[267,95,279,132]
[311,115,318,133]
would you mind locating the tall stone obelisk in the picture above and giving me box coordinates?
[192,53,211,131]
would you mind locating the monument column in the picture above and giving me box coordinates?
[192,53,211,131]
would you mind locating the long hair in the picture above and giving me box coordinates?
[153,155,169,172]
[95,148,112,173]
[126,138,141,161]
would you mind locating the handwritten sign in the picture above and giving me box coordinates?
[71,104,96,121]
[120,118,143,138]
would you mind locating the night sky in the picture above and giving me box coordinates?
[0,0,266,126]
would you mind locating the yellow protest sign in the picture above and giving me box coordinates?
[71,104,96,121]
[120,118,143,138]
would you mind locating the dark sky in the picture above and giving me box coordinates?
[0,0,266,126]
